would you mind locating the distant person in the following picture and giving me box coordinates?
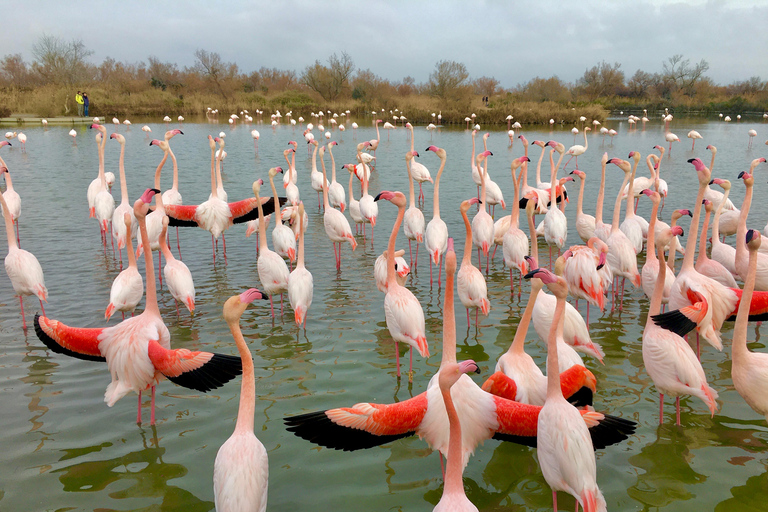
[76,91,84,117]
[83,92,89,117]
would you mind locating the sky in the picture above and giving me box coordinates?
[4,0,768,87]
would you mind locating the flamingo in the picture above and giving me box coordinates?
[641,190,676,303]
[319,146,357,270]
[406,123,432,204]
[86,124,107,219]
[703,146,736,211]
[480,133,506,214]
[621,153,657,212]
[518,139,550,213]
[605,156,641,306]
[734,163,768,290]
[425,146,449,287]
[458,197,490,328]
[367,118,381,156]
[696,199,738,288]
[731,230,768,423]
[136,138,171,275]
[470,130,482,197]
[541,141,567,267]
[212,138,228,202]
[688,130,702,149]
[433,359,481,512]
[161,130,184,207]
[562,238,610,323]
[710,179,739,276]
[105,213,143,320]
[0,143,21,245]
[374,249,410,293]
[404,151,426,268]
[92,131,115,249]
[376,191,428,381]
[251,129,260,153]
[213,289,270,512]
[357,143,378,245]
[0,183,46,329]
[619,152,647,253]
[593,153,611,241]
[503,158,531,294]
[254,178,289,317]
[108,134,137,266]
[344,163,365,235]
[472,150,494,273]
[158,217,195,315]
[644,228,718,425]
[308,140,327,208]
[665,132,680,154]
[570,170,595,242]
[69,128,77,145]
[667,158,738,355]
[288,202,313,327]
[285,238,636,464]
[16,132,26,152]
[267,167,296,266]
[326,141,345,211]
[563,127,590,170]
[748,129,757,148]
[34,189,242,425]
[526,267,607,512]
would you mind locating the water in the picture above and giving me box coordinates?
[1,117,767,511]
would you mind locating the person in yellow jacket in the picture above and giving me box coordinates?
[75,91,84,117]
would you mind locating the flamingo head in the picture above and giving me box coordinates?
[570,169,585,179]
[483,133,490,140]
[562,249,574,261]
[239,288,269,304]
[524,267,557,283]
[328,141,338,147]
[374,190,395,202]
[706,144,717,154]
[0,141,11,148]
[597,250,607,270]
[458,360,481,375]
[407,150,419,159]
[426,145,445,157]
[532,140,546,148]
[524,255,538,268]
[0,166,7,174]
[702,198,713,212]
[688,158,707,172]
[747,229,762,250]
[671,225,684,237]
[149,139,162,147]
[560,176,574,184]
[252,179,264,195]
[674,209,693,219]
[89,123,104,130]
[641,188,660,203]
[288,140,298,148]
[166,129,183,138]
[110,133,125,143]
[518,135,528,145]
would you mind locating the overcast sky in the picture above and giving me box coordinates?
[4,0,767,87]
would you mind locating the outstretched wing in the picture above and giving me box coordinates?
[34,314,106,362]
[284,393,428,451]
[146,339,241,392]
[652,290,707,337]
[727,287,768,322]
[163,204,200,227]
[482,366,595,407]
[230,197,287,224]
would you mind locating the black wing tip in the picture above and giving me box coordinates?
[491,432,538,448]
[567,387,594,408]
[33,313,107,362]
[284,410,414,451]
[652,310,697,337]
[589,413,638,450]
[166,353,242,392]
[231,197,288,224]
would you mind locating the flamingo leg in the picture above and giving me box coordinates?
[136,391,143,424]
[222,235,227,264]
[415,243,419,271]
[510,268,514,295]
[39,299,46,317]
[467,308,471,328]
[675,396,681,426]
[281,293,284,316]
[553,491,558,512]
[491,245,497,261]
[438,255,443,288]
[430,258,433,287]
[269,296,275,318]
[395,340,401,378]
[211,234,216,263]
[409,240,413,269]
[150,386,156,425]
[158,250,163,288]
[19,296,26,330]
[119,246,123,269]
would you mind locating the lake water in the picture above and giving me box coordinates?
[1,116,767,511]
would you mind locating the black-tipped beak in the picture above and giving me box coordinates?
[260,294,271,301]
[374,192,383,202]
[178,130,184,135]
[472,365,481,374]
[747,229,756,243]
[425,147,431,152]
[477,199,483,204]
[150,188,161,194]
[685,211,692,217]
[488,151,494,156]
[687,158,696,163]
[709,179,715,184]
[738,171,746,178]
[679,229,685,236]
[148,142,153,146]
[596,263,605,271]
[523,269,540,280]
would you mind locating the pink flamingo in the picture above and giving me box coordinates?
[570,170,596,243]
[541,141,568,267]
[406,123,432,204]
[404,151,425,269]
[253,178,289,318]
[367,119,381,157]
[105,213,143,320]
[376,190,428,381]
[562,238,610,324]
[528,266,607,512]
[0,142,21,245]
[641,190,676,303]
[433,359,482,512]
[109,134,136,267]
[285,239,636,465]
[502,158,531,294]
[0,183,46,329]
[734,162,768,289]
[731,230,768,423]
[357,144,378,246]
[326,142,345,211]
[288,202,313,327]
[86,124,107,220]
[458,197,490,328]
[518,138,550,213]
[213,289,270,512]
[645,225,718,425]
[34,189,242,425]
[695,199,738,288]
[319,146,357,270]
[425,146,449,287]
[159,217,195,315]
[472,150,494,273]
[563,127,590,170]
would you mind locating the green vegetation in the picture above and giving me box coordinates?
[1,35,766,123]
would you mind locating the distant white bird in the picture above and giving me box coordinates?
[17,133,27,152]
[163,116,171,122]
[142,125,152,133]
[69,129,77,143]
[748,129,758,148]
[724,115,732,122]
[665,132,680,154]
[112,118,120,126]
[687,130,702,149]
[41,119,48,126]
[123,120,131,126]
[178,116,184,122]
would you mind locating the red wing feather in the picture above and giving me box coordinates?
[146,339,242,392]
[34,314,106,362]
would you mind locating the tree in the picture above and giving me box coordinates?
[473,76,499,98]
[31,34,93,85]
[428,60,470,102]
[0,54,33,88]
[626,69,655,98]
[662,54,709,96]
[147,56,180,91]
[578,61,624,100]
[516,76,571,103]
[301,52,355,101]
[193,49,239,100]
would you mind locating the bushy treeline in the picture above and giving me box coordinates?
[1,35,766,122]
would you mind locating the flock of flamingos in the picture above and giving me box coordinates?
[2,111,768,511]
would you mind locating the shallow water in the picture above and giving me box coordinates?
[1,116,768,511]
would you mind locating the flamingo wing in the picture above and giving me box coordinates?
[34,314,106,362]
[652,290,708,337]
[164,204,201,227]
[284,392,428,451]
[146,339,242,392]
[726,287,768,322]
[482,368,595,407]
[229,197,286,224]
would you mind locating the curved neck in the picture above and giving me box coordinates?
[461,207,472,265]
[647,244,668,322]
[158,226,174,261]
[329,147,336,182]
[230,317,256,434]
[406,158,416,208]
[521,160,530,188]
[269,174,283,226]
[546,291,566,398]
[97,133,106,180]
[138,212,160,315]
[582,130,589,149]
[441,262,457,367]
[386,202,405,284]
[737,182,753,260]
[681,178,708,270]
[550,150,565,195]
[118,143,129,204]
[509,281,542,354]
[154,149,169,190]
[440,386,464,496]
[733,246,757,359]
[375,122,380,140]
[433,155,446,218]
[595,159,606,223]
[358,149,369,196]
[169,146,179,190]
[611,170,631,231]
[0,192,17,249]
[709,151,716,174]
[209,145,217,196]
[712,187,729,241]
[311,144,318,171]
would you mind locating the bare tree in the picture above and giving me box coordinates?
[578,61,625,100]
[473,76,499,98]
[301,52,355,101]
[0,54,33,88]
[662,54,709,96]
[31,34,93,85]
[193,49,239,100]
[428,60,470,101]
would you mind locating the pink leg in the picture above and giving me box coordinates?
[467,308,471,328]
[438,255,443,288]
[137,391,142,424]
[491,245,498,261]
[222,235,227,263]
[158,250,163,288]
[476,307,479,326]
[19,296,26,330]
[510,269,514,295]
[659,393,664,424]
[430,259,433,287]
[553,490,558,512]
[269,296,275,318]
[211,234,216,263]
[15,220,20,247]
[409,240,413,268]
[586,304,590,324]
[150,386,156,425]
[415,243,419,270]
[675,396,681,426]
[281,293,284,316]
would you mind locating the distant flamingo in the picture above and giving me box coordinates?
[541,141,568,267]
[644,228,718,425]
[327,141,345,211]
[86,124,107,218]
[748,129,757,148]
[251,129,260,153]
[734,162,768,289]
[458,197,490,328]
[213,289,270,512]
[254,178,289,318]
[357,143,378,245]
[528,267,607,512]
[105,213,143,320]
[472,150,494,273]
[570,169,595,242]
[406,123,432,204]
[425,146,449,287]
[641,190,676,303]
[0,185,47,329]
[319,146,357,270]
[34,189,242,425]
[159,217,195,315]
[267,167,296,266]
[288,202,313,327]
[308,140,327,208]
[109,134,136,266]
[0,142,21,245]
[563,127,590,170]
[404,151,426,268]
[503,158,531,294]
[688,130,702,149]
[368,119,381,156]
[376,190,428,381]
[665,132,680,154]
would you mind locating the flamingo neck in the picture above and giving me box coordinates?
[595,160,606,224]
[97,132,106,181]
[209,146,217,197]
[576,175,585,216]
[255,187,269,251]
[268,174,283,227]
[410,126,415,153]
[440,385,465,496]
[461,207,472,266]
[646,200,659,264]
[291,150,296,176]
[709,151,716,174]
[348,171,356,201]
[733,245,757,360]
[386,201,405,285]
[509,167,521,227]
[509,280,542,354]
[433,156,445,219]
[440,258,457,367]
[647,244,668,324]
[359,150,370,196]
[625,158,639,218]
[297,211,306,268]
[374,121,380,141]
[480,158,488,208]
[698,209,711,264]
[329,147,337,183]
[125,222,138,268]
[545,290,566,399]
[230,318,256,434]
[406,158,416,208]
[0,192,17,249]
[470,132,476,171]
[611,170,631,232]
[711,187,729,242]
[681,179,708,270]
[138,211,160,315]
[320,155,331,210]
[169,147,179,190]
[154,149,169,190]
[158,227,174,261]
[536,146,546,185]
[521,160,530,188]
[582,129,588,150]
[736,182,753,261]
[118,143,129,205]
[215,150,224,190]
[311,144,318,172]
[528,210,538,263]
